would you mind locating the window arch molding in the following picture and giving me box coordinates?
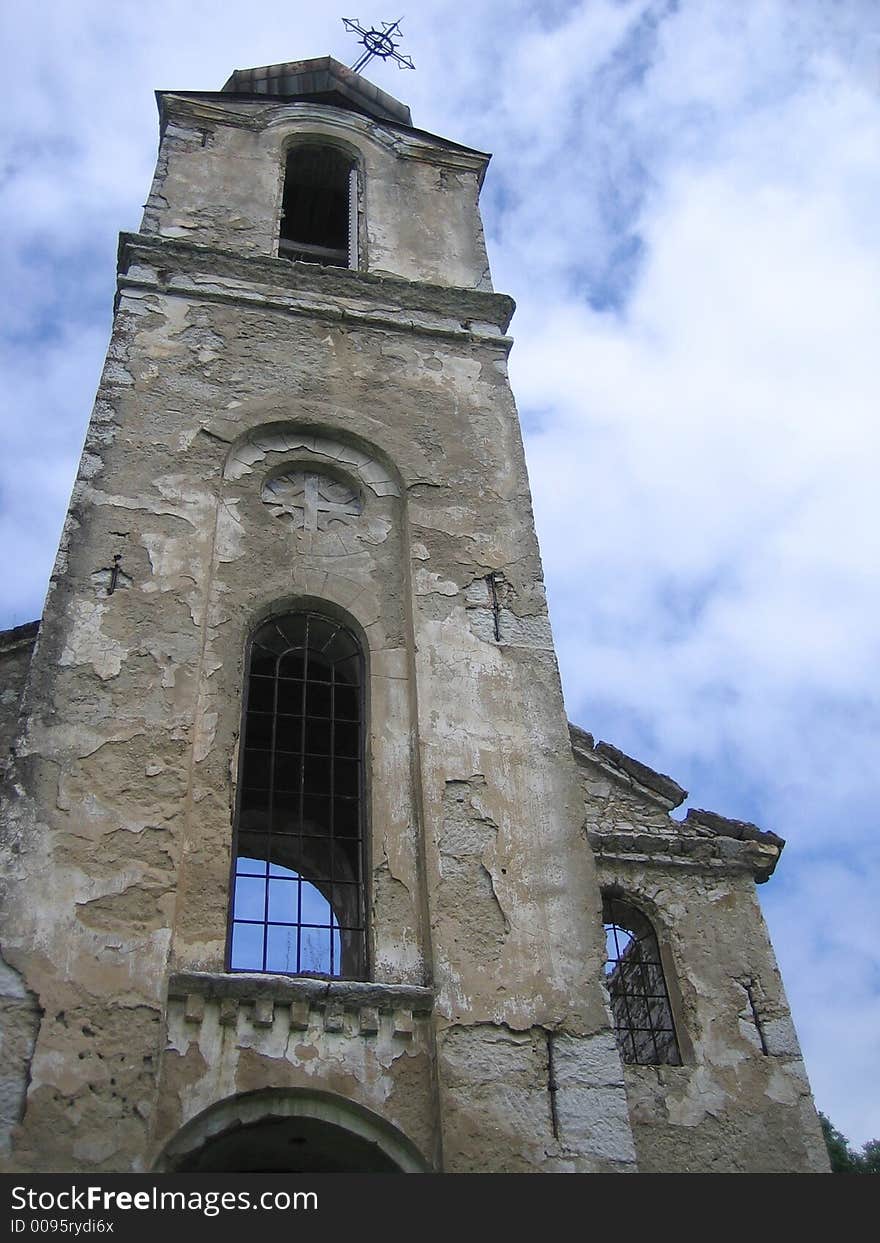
[243,594,373,679]
[220,419,402,500]
[227,600,372,980]
[274,132,364,269]
[600,886,689,1066]
[277,130,364,168]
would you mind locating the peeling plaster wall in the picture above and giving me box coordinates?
[575,749,829,1172]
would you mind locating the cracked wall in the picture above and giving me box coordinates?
[438,1024,635,1173]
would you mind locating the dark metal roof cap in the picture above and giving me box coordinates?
[221,56,412,126]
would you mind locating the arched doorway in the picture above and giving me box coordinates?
[155,1088,429,1173]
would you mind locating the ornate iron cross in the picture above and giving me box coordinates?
[342,18,415,72]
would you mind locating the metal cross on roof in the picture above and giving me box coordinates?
[342,18,415,72]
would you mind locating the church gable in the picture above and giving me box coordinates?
[572,724,824,1172]
[570,722,784,882]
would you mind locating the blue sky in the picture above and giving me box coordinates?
[1,1,879,1146]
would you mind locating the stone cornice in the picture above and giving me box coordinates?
[0,620,39,656]
[683,806,785,850]
[158,93,491,178]
[117,232,515,347]
[571,722,784,882]
[167,970,434,1014]
[588,827,782,883]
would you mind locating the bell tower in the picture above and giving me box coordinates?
[0,57,828,1175]
[0,57,635,1173]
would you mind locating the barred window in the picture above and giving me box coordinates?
[279,144,358,268]
[228,611,366,978]
[603,894,681,1065]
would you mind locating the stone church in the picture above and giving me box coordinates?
[0,57,828,1173]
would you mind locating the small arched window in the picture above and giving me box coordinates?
[228,611,366,978]
[602,894,681,1065]
[279,144,358,268]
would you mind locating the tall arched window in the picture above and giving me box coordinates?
[228,611,366,978]
[279,144,358,268]
[602,894,681,1065]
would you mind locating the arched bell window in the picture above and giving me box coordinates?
[228,611,366,978]
[279,144,358,268]
[602,894,681,1065]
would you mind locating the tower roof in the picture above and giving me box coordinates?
[221,56,412,126]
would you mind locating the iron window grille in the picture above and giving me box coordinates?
[602,895,681,1065]
[228,611,366,978]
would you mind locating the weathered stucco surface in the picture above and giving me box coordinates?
[0,64,827,1173]
[142,92,492,292]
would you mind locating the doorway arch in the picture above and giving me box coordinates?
[155,1087,429,1173]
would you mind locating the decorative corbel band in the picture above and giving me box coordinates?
[168,971,434,1037]
[116,233,515,346]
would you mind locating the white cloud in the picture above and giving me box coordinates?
[766,857,880,1147]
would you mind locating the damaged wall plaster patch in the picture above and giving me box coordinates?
[58,600,127,680]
